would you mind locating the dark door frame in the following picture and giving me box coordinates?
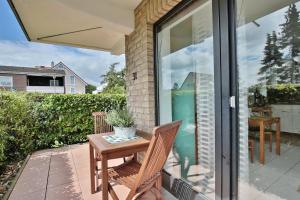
[213,0,238,199]
[153,0,238,199]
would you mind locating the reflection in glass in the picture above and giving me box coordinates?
[157,0,215,199]
[237,0,300,199]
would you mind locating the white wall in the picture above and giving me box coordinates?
[271,105,300,134]
[26,86,64,93]
[54,63,86,94]
[64,71,86,94]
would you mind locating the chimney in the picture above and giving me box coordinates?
[51,61,55,68]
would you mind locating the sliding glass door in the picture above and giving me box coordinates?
[155,0,300,199]
[156,0,216,199]
[236,0,300,199]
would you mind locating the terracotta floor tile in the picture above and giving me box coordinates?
[49,154,76,175]
[46,182,83,200]
[12,170,48,194]
[9,189,46,200]
[47,170,78,188]
[9,144,175,200]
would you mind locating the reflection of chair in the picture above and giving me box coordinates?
[251,107,272,117]
[251,107,273,152]
[248,139,255,163]
[107,121,181,200]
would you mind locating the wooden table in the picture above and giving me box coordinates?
[248,117,281,164]
[87,131,151,200]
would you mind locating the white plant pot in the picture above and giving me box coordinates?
[113,126,136,138]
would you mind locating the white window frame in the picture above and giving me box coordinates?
[70,87,76,94]
[0,76,13,87]
[50,79,59,86]
[70,76,75,85]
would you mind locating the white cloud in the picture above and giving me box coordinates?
[0,40,125,86]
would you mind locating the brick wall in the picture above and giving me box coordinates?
[126,0,182,133]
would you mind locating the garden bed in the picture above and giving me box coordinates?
[0,156,29,200]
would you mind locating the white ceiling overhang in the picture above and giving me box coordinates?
[8,0,142,55]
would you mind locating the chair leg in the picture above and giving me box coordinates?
[155,175,162,190]
[151,187,163,200]
[248,140,254,163]
[250,146,254,163]
[154,175,162,200]
[126,191,136,200]
[250,148,254,163]
[269,133,272,152]
[108,182,119,200]
[95,161,100,189]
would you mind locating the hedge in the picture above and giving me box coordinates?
[0,92,126,171]
[267,84,300,104]
[249,83,300,104]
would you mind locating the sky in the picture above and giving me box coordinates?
[0,0,125,86]
[159,1,298,90]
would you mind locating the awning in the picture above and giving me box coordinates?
[8,0,142,55]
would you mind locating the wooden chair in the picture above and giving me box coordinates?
[106,120,182,200]
[92,112,113,189]
[92,112,113,162]
[92,112,113,134]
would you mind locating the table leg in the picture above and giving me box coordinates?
[89,143,96,194]
[101,154,109,200]
[259,121,265,164]
[276,120,281,155]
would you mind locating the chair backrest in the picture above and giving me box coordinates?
[251,107,272,118]
[92,112,113,134]
[134,120,182,192]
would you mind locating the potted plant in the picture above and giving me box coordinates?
[105,109,136,138]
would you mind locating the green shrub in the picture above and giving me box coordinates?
[0,93,37,170]
[267,84,300,104]
[33,94,126,148]
[0,92,126,170]
[248,83,300,104]
[105,109,134,127]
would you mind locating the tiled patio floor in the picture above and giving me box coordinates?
[165,141,300,200]
[8,144,176,200]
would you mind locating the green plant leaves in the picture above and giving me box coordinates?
[105,109,135,127]
[0,92,126,170]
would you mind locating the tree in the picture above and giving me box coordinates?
[258,32,283,85]
[272,32,284,82]
[259,33,273,84]
[100,63,125,94]
[279,4,300,83]
[85,84,96,94]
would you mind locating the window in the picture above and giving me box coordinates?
[156,0,215,199]
[50,79,59,86]
[236,1,300,200]
[0,76,13,87]
[70,76,75,85]
[70,87,75,94]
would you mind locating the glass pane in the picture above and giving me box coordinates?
[237,1,300,200]
[0,76,12,87]
[70,76,75,85]
[157,0,215,199]
[50,80,59,86]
